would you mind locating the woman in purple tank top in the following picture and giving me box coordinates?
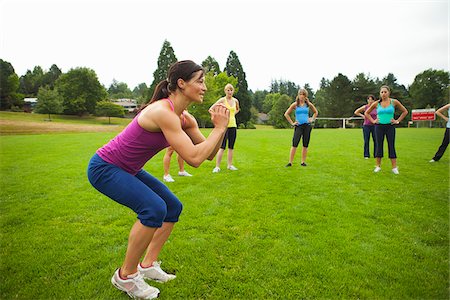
[87,60,229,299]
[354,95,378,159]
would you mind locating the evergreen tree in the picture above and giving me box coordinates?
[148,40,177,99]
[42,64,62,89]
[270,79,299,99]
[132,83,149,105]
[409,69,450,109]
[201,56,221,75]
[325,73,354,117]
[351,73,378,107]
[0,59,20,109]
[224,51,251,125]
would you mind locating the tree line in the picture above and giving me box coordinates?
[1,39,449,128]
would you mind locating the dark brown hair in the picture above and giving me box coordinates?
[140,60,204,111]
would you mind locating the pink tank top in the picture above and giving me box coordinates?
[96,99,173,175]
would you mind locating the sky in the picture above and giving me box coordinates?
[0,0,448,92]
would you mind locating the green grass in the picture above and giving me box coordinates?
[0,126,448,299]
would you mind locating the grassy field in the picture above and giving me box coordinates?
[0,112,449,299]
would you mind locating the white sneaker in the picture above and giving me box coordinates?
[429,159,436,163]
[163,174,175,182]
[392,167,399,175]
[212,167,220,173]
[178,170,192,177]
[111,269,159,299]
[138,261,176,283]
[227,165,238,171]
[374,166,381,173]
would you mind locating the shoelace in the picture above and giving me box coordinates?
[132,273,149,290]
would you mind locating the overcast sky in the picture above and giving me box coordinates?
[0,0,448,92]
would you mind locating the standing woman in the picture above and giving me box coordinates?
[284,88,318,167]
[354,95,378,159]
[429,103,450,162]
[162,146,192,183]
[211,83,240,173]
[87,60,229,299]
[365,85,408,174]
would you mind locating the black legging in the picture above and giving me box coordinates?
[432,128,449,161]
[220,127,237,149]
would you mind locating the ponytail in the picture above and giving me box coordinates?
[138,60,204,113]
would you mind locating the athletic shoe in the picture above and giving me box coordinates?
[300,162,307,167]
[227,165,238,171]
[111,269,159,299]
[429,159,436,163]
[392,167,399,175]
[374,166,381,173]
[163,174,175,182]
[364,157,369,160]
[178,171,192,177]
[212,167,220,173]
[138,261,176,283]
[285,163,292,167]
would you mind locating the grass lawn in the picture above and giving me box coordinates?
[0,116,448,299]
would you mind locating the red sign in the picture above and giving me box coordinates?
[411,109,435,121]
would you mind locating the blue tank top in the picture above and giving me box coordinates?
[447,107,450,128]
[377,100,395,124]
[295,104,309,125]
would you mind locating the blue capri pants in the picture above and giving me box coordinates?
[87,154,183,228]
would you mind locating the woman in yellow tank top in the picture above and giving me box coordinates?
[211,83,240,172]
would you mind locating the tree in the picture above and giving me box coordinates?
[409,69,450,109]
[95,101,125,124]
[132,83,149,105]
[201,56,221,75]
[262,92,282,115]
[0,59,20,109]
[224,51,251,125]
[19,66,44,97]
[323,73,354,117]
[251,90,268,112]
[148,40,177,99]
[270,79,299,99]
[351,73,378,108]
[55,67,107,115]
[108,79,133,99]
[42,64,62,89]
[189,71,237,127]
[269,94,292,128]
[35,87,63,120]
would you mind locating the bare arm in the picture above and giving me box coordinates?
[364,101,379,124]
[307,101,318,122]
[209,97,224,111]
[234,98,240,114]
[183,111,224,160]
[354,105,366,118]
[141,104,229,168]
[284,102,297,126]
[392,99,408,124]
[436,103,450,122]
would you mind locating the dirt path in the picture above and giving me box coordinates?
[0,119,123,135]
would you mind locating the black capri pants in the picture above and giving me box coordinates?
[220,127,237,149]
[374,124,397,158]
[292,124,312,148]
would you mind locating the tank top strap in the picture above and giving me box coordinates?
[163,98,175,112]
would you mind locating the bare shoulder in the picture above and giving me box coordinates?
[138,101,178,131]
